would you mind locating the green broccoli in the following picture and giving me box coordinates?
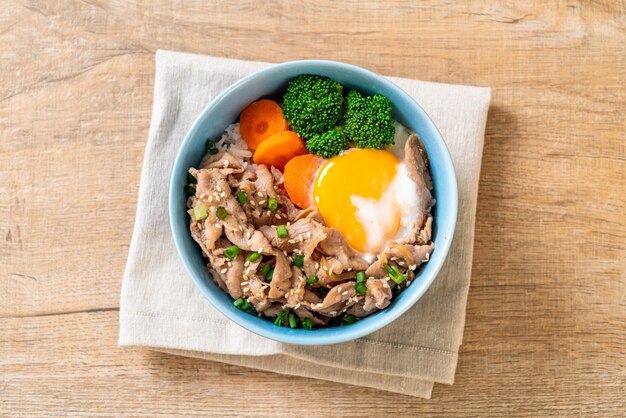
[341,90,395,149]
[306,128,349,158]
[282,75,344,139]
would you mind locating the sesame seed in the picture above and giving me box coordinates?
[208,196,213,203]
[409,264,417,270]
[383,283,390,288]
[287,239,295,244]
[246,231,251,239]
[266,210,271,216]
[329,311,337,316]
[223,159,229,168]
[306,232,311,239]
[298,235,304,242]
[341,291,348,296]
[315,262,320,269]
[241,280,249,285]
[274,214,281,219]
[250,200,256,207]
[216,185,222,192]
[287,222,291,226]
[257,192,263,197]
[398,261,406,266]
[337,287,342,293]
[227,261,232,267]
[244,261,250,267]
[283,250,288,256]
[329,268,333,275]
[243,287,250,292]
[347,267,352,272]
[220,268,227,274]
[294,303,301,309]
[220,192,227,197]
[238,225,243,231]
[258,200,266,205]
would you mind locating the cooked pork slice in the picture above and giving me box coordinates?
[309,282,358,315]
[268,250,293,299]
[245,274,271,312]
[417,215,433,245]
[318,228,369,271]
[303,289,322,304]
[294,306,327,326]
[363,277,392,312]
[346,300,370,317]
[207,266,228,293]
[294,207,324,223]
[259,218,327,260]
[254,164,278,198]
[285,266,306,307]
[405,134,433,230]
[200,152,245,174]
[223,253,245,299]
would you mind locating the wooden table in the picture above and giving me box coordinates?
[2,1,624,416]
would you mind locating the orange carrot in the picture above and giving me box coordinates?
[253,131,308,171]
[239,99,289,150]
[283,154,326,209]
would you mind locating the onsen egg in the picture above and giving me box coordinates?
[312,132,422,259]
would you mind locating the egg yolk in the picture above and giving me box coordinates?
[313,149,401,253]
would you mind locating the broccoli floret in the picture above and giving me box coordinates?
[282,75,344,139]
[306,128,349,158]
[341,90,395,149]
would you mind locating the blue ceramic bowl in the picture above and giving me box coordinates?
[170,60,457,345]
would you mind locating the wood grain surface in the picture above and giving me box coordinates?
[1,0,625,416]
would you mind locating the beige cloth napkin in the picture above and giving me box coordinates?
[119,50,490,399]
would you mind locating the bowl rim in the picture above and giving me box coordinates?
[169,59,458,345]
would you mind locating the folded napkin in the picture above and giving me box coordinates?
[119,50,490,399]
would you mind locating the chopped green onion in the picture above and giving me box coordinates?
[301,317,313,331]
[288,313,298,329]
[274,311,287,326]
[265,268,274,283]
[184,184,196,196]
[233,297,251,311]
[306,276,318,285]
[187,172,197,184]
[193,205,208,221]
[206,140,219,155]
[355,282,367,295]
[236,191,248,205]
[259,264,271,277]
[247,252,261,262]
[224,245,240,260]
[356,271,366,283]
[268,197,278,211]
[276,225,288,239]
[384,264,407,285]
[216,206,228,220]
[342,314,357,324]
[293,254,304,268]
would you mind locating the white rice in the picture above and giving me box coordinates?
[214,123,252,160]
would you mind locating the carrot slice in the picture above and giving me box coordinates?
[239,99,289,150]
[283,154,325,209]
[253,131,308,171]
